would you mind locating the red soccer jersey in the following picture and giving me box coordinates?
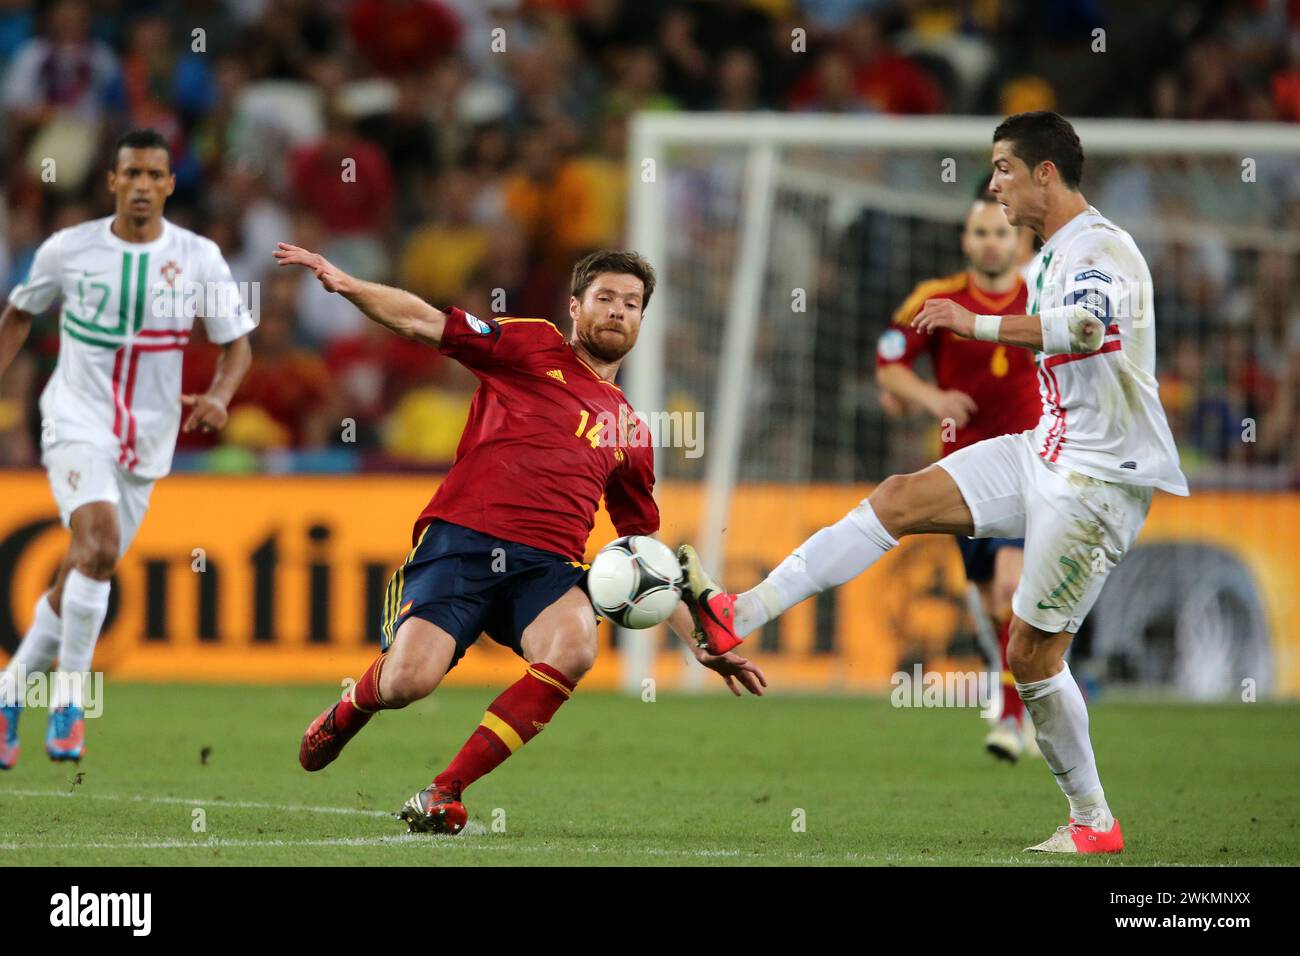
[876,271,1039,455]
[413,307,659,560]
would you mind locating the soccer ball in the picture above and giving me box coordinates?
[587,536,683,629]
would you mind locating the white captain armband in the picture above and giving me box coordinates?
[1039,303,1107,355]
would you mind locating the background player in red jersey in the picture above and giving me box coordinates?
[274,242,765,833]
[875,186,1041,762]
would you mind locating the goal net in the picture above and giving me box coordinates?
[625,115,1299,698]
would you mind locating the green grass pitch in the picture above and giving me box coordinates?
[1,683,1296,866]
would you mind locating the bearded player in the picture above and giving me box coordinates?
[679,111,1188,854]
[277,244,766,834]
[0,129,255,766]
[876,184,1040,763]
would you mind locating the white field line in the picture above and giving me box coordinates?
[0,837,1188,864]
[0,790,747,857]
[0,787,392,818]
[1,790,1208,864]
[0,836,755,857]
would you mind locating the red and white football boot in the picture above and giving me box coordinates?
[1025,818,1124,854]
[676,545,743,655]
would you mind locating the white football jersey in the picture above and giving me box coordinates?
[8,217,256,479]
[1025,206,1189,496]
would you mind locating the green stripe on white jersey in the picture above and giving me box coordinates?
[6,216,256,479]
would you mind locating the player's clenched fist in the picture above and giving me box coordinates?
[913,297,976,338]
[274,242,354,295]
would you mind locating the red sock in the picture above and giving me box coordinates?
[434,663,576,794]
[997,619,1025,724]
[334,655,391,735]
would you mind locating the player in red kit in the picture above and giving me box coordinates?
[876,187,1041,762]
[274,244,766,833]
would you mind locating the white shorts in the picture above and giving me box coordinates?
[936,431,1153,633]
[42,442,156,559]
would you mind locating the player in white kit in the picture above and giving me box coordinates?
[0,130,256,766]
[676,112,1188,854]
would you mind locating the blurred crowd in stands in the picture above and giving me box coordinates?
[0,0,1298,483]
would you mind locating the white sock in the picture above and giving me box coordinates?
[0,592,63,707]
[51,571,111,710]
[1016,661,1113,830]
[1065,787,1113,832]
[734,501,899,637]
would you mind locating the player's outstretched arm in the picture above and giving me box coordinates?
[181,335,252,434]
[273,242,447,347]
[913,298,1106,355]
[0,304,35,382]
[913,298,1045,350]
[666,601,767,697]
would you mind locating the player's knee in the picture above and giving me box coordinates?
[551,643,596,682]
[1006,619,1061,682]
[1006,639,1031,682]
[381,654,440,705]
[868,473,913,534]
[74,536,118,579]
[546,619,598,682]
